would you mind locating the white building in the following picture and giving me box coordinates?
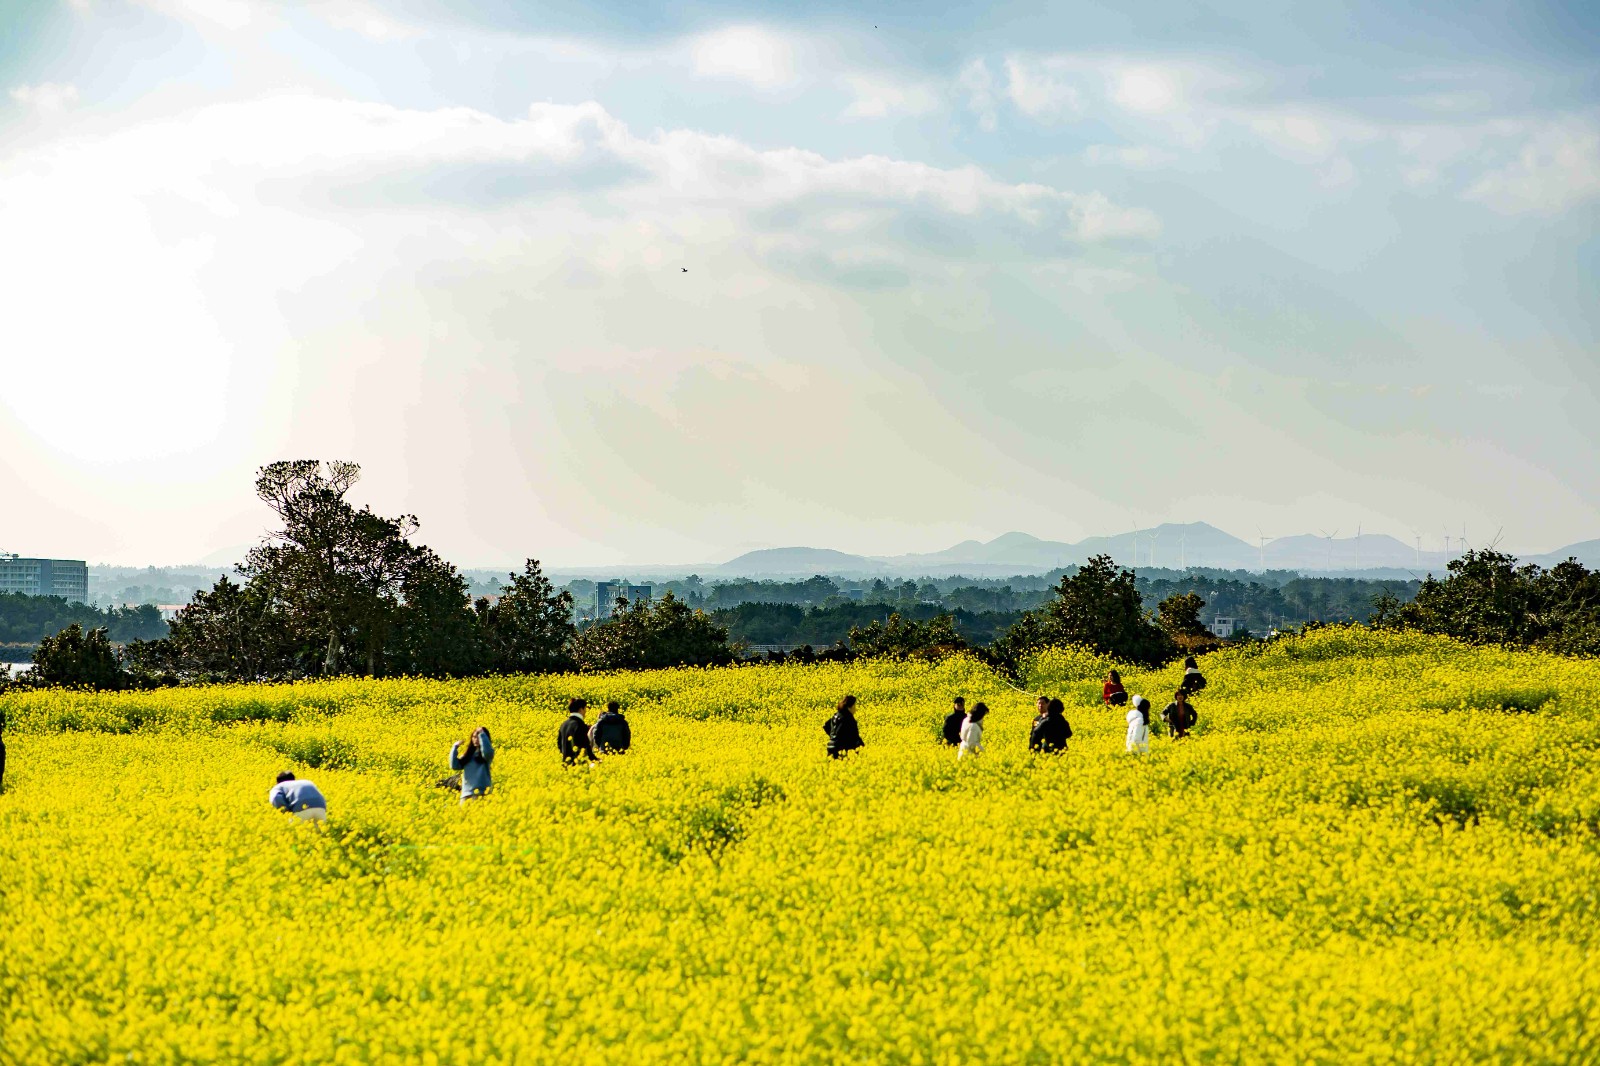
[0,554,89,603]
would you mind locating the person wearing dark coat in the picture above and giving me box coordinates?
[1180,656,1207,694]
[590,700,632,755]
[1029,696,1073,753]
[558,697,598,764]
[825,694,864,759]
[941,696,967,746]
[1163,688,1197,739]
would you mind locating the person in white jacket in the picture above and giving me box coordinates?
[958,701,989,759]
[1125,695,1150,754]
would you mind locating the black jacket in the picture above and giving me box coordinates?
[825,710,863,758]
[941,709,966,746]
[590,711,632,754]
[1164,701,1197,732]
[1028,710,1072,753]
[558,714,597,763]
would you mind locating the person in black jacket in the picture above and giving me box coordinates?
[824,694,863,759]
[1028,696,1072,753]
[590,700,632,755]
[941,696,967,746]
[1163,688,1196,739]
[1180,656,1207,694]
[558,697,597,764]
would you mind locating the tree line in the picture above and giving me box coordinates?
[0,593,167,664]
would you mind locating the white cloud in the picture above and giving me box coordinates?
[1083,143,1174,168]
[128,0,256,32]
[305,0,421,40]
[1462,117,1600,215]
[689,26,796,89]
[1003,56,1083,121]
[839,74,940,120]
[958,58,998,131]
[9,82,80,116]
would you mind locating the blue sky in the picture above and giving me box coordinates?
[1,0,1596,566]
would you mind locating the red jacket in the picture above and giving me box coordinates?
[1102,680,1126,705]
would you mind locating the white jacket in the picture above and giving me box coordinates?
[958,717,984,758]
[1125,705,1149,753]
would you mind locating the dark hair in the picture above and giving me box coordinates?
[837,694,857,713]
[969,701,989,722]
[567,697,587,713]
[1184,656,1198,669]
[276,771,296,783]
[606,700,620,713]
[1109,669,1121,684]
[952,695,965,707]
[1047,697,1065,716]
[1174,688,1188,701]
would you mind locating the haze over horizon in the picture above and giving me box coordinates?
[3,0,1596,569]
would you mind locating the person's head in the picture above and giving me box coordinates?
[1174,688,1188,703]
[567,697,587,715]
[1132,696,1149,713]
[276,771,296,783]
[606,700,620,714]
[969,701,989,723]
[1036,695,1049,713]
[952,695,966,711]
[1108,669,1121,685]
[1184,656,1197,669]
[837,694,857,714]
[1047,697,1065,717]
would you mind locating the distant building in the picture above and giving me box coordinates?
[1209,616,1237,638]
[596,581,653,620]
[0,554,89,603]
[846,588,865,601]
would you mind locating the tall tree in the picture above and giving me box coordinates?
[477,559,575,674]
[20,624,126,690]
[571,593,733,671]
[994,554,1174,667]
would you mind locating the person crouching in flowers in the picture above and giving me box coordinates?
[958,701,988,759]
[1102,669,1127,708]
[448,725,494,802]
[1028,697,1072,753]
[268,771,327,822]
[824,694,863,759]
[1125,696,1150,754]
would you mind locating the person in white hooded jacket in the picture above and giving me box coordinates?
[958,701,989,759]
[1125,695,1150,754]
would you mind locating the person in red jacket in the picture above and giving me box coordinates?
[1102,669,1127,708]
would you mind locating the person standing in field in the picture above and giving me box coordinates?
[825,694,863,759]
[448,725,495,801]
[268,771,327,822]
[958,701,988,759]
[1102,670,1127,708]
[941,696,967,746]
[1029,697,1072,753]
[1181,656,1207,694]
[558,698,597,764]
[590,700,632,755]
[1163,688,1196,739]
[1126,696,1150,754]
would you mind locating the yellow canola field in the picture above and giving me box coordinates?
[3,627,1599,1065]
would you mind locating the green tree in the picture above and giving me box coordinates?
[994,554,1174,667]
[126,576,304,682]
[476,559,575,674]
[571,593,734,671]
[388,550,483,678]
[20,624,126,690]
[849,612,967,660]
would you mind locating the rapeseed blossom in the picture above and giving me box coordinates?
[2,628,1597,1063]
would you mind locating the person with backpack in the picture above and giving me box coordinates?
[1126,695,1151,754]
[590,700,632,755]
[1029,696,1072,753]
[448,725,495,801]
[268,771,327,822]
[1102,669,1128,707]
[558,698,598,764]
[824,694,864,759]
[958,701,988,759]
[941,696,967,746]
[1181,656,1207,694]
[1163,688,1197,739]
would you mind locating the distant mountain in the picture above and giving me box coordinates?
[715,547,878,575]
[709,526,1598,578]
[1526,539,1600,569]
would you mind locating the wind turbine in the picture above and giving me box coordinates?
[1442,528,1451,557]
[1147,528,1161,569]
[1178,528,1188,571]
[1319,528,1339,570]
[1255,527,1270,571]
[1353,525,1361,570]
[1411,532,1423,567]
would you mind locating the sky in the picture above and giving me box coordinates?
[1,0,1596,568]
